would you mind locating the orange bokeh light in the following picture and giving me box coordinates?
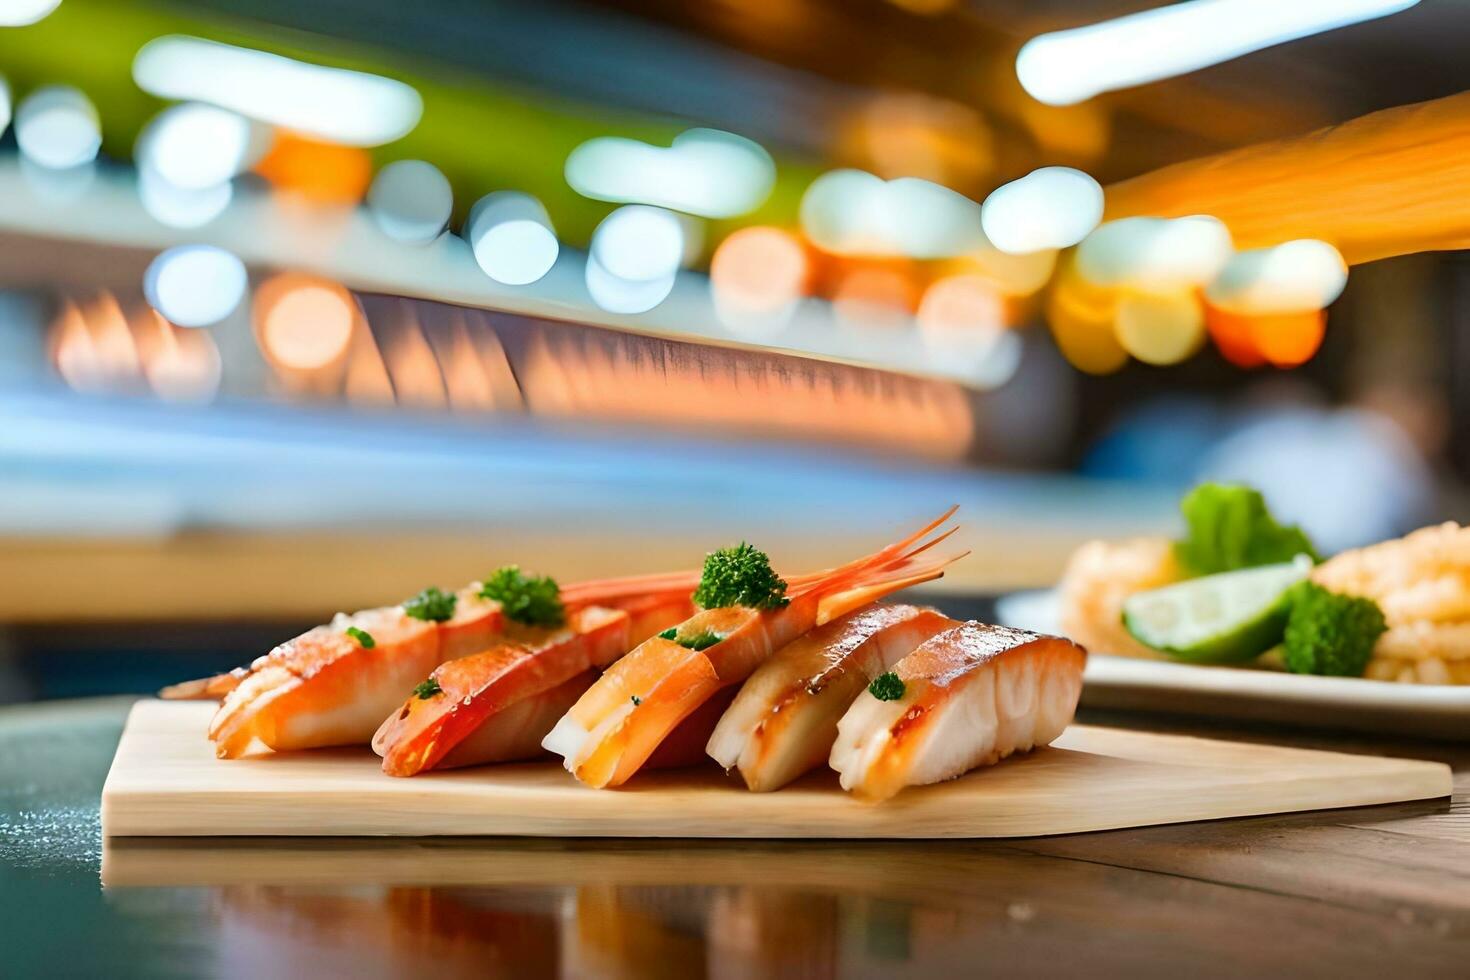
[255,132,373,205]
[1204,304,1267,368]
[253,273,357,372]
[710,227,810,313]
[1248,308,1327,367]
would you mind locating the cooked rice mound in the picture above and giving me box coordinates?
[1312,522,1470,684]
[1057,537,1181,660]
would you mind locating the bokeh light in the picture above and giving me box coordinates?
[980,167,1102,255]
[367,160,453,244]
[143,245,248,328]
[136,103,255,190]
[1203,304,1268,368]
[1046,254,1128,375]
[1205,239,1348,313]
[0,0,61,27]
[591,205,685,283]
[467,191,560,286]
[709,227,810,316]
[1077,215,1233,289]
[832,266,917,330]
[253,273,356,371]
[1247,308,1328,367]
[801,170,985,258]
[584,254,675,315]
[137,166,232,229]
[254,133,373,205]
[15,85,100,170]
[133,35,423,147]
[1114,288,1206,365]
[566,128,774,219]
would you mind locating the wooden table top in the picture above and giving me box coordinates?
[3,697,1467,977]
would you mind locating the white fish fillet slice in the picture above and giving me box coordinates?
[830,622,1086,800]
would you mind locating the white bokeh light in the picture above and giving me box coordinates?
[591,205,685,283]
[980,167,1103,255]
[144,245,248,327]
[137,166,232,229]
[1076,215,1233,289]
[133,35,422,147]
[15,85,101,170]
[467,191,560,286]
[136,103,254,190]
[1017,0,1421,107]
[585,254,675,314]
[368,160,453,244]
[0,0,62,27]
[800,170,986,258]
[1205,239,1348,314]
[566,128,775,219]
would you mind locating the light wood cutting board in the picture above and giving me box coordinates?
[102,700,1451,839]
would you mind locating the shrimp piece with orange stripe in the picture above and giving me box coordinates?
[202,567,699,759]
[543,508,967,789]
[374,589,693,775]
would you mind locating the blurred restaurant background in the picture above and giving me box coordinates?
[0,0,1466,699]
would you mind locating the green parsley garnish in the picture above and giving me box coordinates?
[692,542,789,611]
[413,677,443,699]
[478,565,565,627]
[344,626,375,649]
[403,586,457,622]
[630,695,642,706]
[658,627,678,640]
[1282,582,1386,677]
[868,672,906,701]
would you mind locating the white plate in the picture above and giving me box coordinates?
[996,589,1470,740]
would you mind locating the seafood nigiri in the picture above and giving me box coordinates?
[373,595,692,775]
[706,604,957,791]
[543,508,965,789]
[829,622,1086,801]
[203,567,699,759]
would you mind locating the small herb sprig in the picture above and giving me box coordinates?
[657,627,723,651]
[413,677,443,699]
[403,586,457,622]
[479,566,565,627]
[868,672,906,701]
[344,626,375,649]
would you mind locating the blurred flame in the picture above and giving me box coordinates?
[255,131,373,205]
[379,301,447,411]
[521,326,972,458]
[50,292,220,401]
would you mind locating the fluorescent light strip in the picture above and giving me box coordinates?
[1017,0,1421,106]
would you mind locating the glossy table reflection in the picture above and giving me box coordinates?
[4,698,1468,978]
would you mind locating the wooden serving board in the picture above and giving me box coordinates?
[102,700,1451,839]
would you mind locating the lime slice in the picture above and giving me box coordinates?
[1121,558,1311,664]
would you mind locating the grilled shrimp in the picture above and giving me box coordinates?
[543,509,966,789]
[707,605,957,791]
[203,573,699,759]
[374,596,692,775]
[829,622,1085,801]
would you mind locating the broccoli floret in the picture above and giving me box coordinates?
[1282,582,1386,677]
[692,542,789,611]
